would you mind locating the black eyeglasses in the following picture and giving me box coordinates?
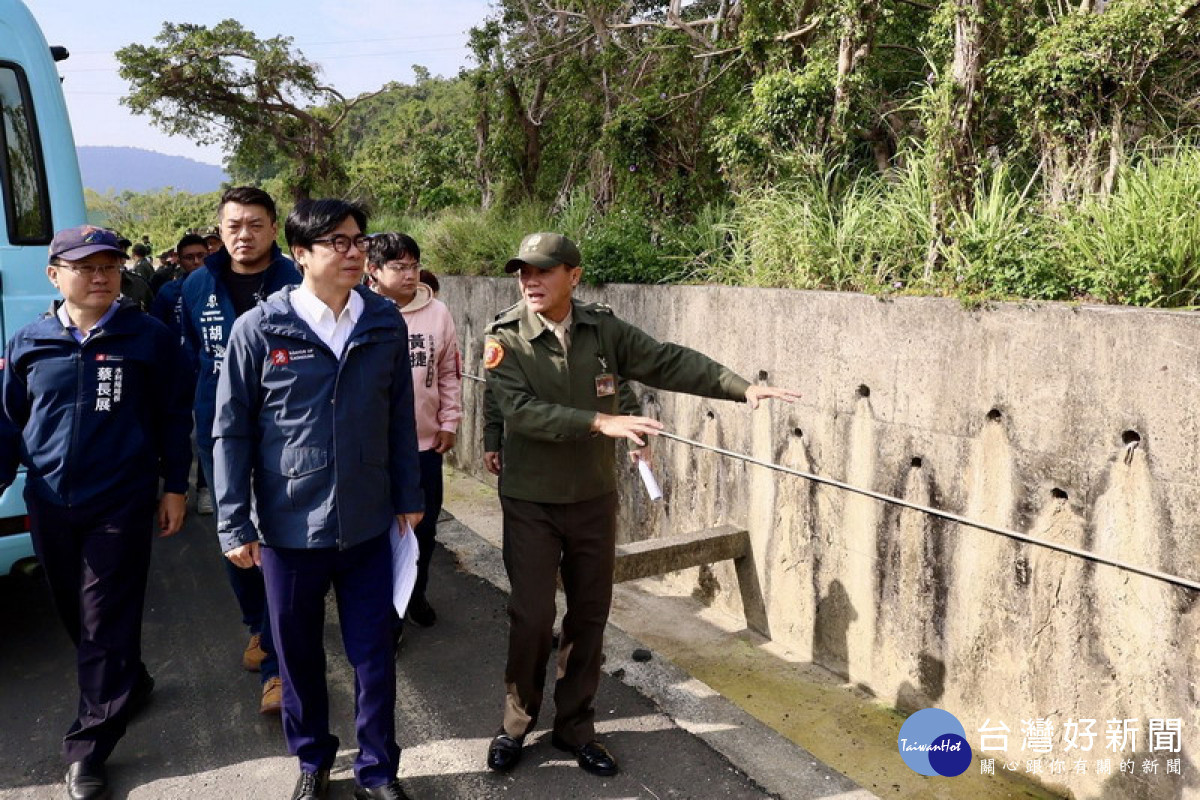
[311,234,370,254]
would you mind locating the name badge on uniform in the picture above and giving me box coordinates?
[595,373,616,397]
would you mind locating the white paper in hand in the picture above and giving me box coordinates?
[637,459,663,501]
[390,519,420,616]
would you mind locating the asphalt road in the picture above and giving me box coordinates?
[0,507,771,799]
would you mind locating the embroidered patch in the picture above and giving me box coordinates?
[483,338,505,370]
[270,349,290,366]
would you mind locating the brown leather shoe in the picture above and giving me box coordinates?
[243,633,266,672]
[260,676,283,715]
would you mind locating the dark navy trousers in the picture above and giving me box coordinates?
[411,448,444,606]
[198,442,278,682]
[261,531,399,788]
[27,489,156,765]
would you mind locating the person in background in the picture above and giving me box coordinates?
[149,234,207,341]
[367,233,461,631]
[180,186,299,715]
[204,232,223,254]
[151,234,212,516]
[149,253,180,295]
[418,268,439,297]
[0,225,192,800]
[214,199,423,800]
[129,243,154,284]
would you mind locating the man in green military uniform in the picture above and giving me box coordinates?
[483,232,798,777]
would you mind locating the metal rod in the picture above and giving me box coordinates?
[462,371,1200,592]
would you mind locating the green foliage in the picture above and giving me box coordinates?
[993,2,1185,148]
[712,59,836,186]
[342,77,479,214]
[117,20,361,199]
[85,189,221,252]
[944,165,1068,300]
[110,2,1200,308]
[393,204,556,277]
[1059,146,1200,306]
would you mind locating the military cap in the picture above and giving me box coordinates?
[504,232,581,273]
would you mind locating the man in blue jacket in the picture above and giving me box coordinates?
[180,186,300,714]
[0,225,193,800]
[214,199,424,800]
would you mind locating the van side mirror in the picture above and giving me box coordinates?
[50,46,69,62]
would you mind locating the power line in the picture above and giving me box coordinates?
[58,45,469,74]
[64,33,470,57]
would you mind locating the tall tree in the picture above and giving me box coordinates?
[117,20,372,201]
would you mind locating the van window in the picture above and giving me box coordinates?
[0,63,51,244]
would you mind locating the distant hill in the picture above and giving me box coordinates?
[77,146,227,194]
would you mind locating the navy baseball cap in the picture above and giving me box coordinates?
[49,225,128,261]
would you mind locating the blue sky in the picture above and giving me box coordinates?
[32,1,493,166]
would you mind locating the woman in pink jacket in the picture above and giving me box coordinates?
[367,233,462,629]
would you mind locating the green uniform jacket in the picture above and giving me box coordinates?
[484,298,751,504]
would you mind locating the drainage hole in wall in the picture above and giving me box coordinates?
[758,370,769,382]
[792,427,804,438]
[705,410,716,420]
[1121,430,1142,446]
[986,408,1003,422]
[857,384,871,398]
[911,457,923,468]
[1051,488,1068,500]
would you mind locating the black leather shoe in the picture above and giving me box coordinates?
[551,734,619,776]
[291,769,330,800]
[486,732,525,772]
[65,761,110,800]
[353,779,411,799]
[408,597,437,627]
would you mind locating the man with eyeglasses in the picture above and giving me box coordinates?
[214,200,423,800]
[180,186,300,716]
[0,225,193,800]
[366,233,461,634]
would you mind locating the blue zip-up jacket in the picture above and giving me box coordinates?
[149,277,184,343]
[180,244,300,450]
[212,285,423,553]
[0,299,194,507]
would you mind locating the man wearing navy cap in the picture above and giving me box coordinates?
[0,225,193,800]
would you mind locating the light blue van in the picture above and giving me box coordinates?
[0,0,87,576]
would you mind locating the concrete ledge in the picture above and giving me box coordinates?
[614,524,748,583]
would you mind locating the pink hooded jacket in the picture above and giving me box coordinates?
[398,284,462,451]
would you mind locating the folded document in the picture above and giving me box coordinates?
[390,519,419,616]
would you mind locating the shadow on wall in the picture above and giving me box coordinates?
[894,651,947,713]
[813,579,856,679]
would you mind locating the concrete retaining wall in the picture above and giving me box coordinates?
[440,276,1200,799]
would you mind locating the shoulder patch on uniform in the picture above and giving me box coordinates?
[483,338,505,370]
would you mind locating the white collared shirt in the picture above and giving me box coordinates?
[291,285,363,359]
